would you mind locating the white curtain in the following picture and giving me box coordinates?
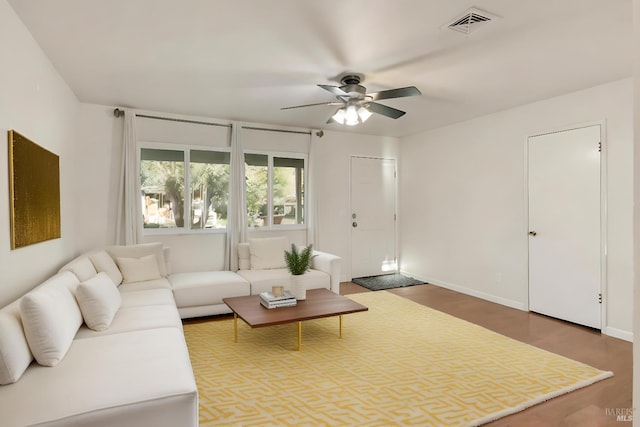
[115,109,142,245]
[306,131,320,248]
[225,122,247,270]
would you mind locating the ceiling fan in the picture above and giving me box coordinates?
[281,73,421,126]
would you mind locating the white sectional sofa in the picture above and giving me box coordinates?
[0,237,341,426]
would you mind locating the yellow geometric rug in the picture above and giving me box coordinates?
[184,291,612,427]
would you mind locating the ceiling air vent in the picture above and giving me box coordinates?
[446,7,499,35]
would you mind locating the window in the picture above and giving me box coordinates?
[245,154,268,227]
[141,146,230,231]
[140,145,304,232]
[274,157,304,225]
[141,149,185,229]
[189,150,231,230]
[245,153,305,227]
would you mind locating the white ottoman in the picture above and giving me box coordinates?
[168,271,250,319]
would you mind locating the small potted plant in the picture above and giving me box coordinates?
[284,244,315,300]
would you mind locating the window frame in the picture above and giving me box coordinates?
[139,141,231,236]
[244,149,308,231]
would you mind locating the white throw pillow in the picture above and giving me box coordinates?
[107,243,168,277]
[249,237,290,270]
[0,301,33,384]
[116,254,162,283]
[89,250,123,285]
[75,273,121,331]
[58,256,98,283]
[20,272,83,367]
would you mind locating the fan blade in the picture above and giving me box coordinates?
[281,101,343,110]
[318,84,348,97]
[368,86,421,101]
[367,102,406,119]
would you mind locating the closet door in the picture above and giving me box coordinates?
[528,124,601,329]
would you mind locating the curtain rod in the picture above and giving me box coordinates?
[242,125,311,136]
[113,108,231,128]
[113,109,318,136]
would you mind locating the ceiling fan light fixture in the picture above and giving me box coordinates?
[345,104,359,126]
[358,106,372,122]
[332,108,347,124]
[331,105,372,126]
[332,108,347,125]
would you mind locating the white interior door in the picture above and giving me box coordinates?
[350,157,396,278]
[528,125,601,329]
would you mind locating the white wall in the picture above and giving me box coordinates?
[314,130,400,281]
[400,78,633,339]
[0,0,80,307]
[72,107,395,275]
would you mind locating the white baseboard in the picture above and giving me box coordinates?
[400,270,527,311]
[401,270,634,342]
[604,326,633,342]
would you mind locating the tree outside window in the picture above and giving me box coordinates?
[245,153,305,227]
[140,147,230,230]
[245,154,268,227]
[189,150,230,229]
[141,149,185,228]
[273,157,304,225]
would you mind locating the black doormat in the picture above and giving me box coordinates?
[352,273,426,291]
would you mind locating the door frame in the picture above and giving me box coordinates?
[524,120,607,331]
[348,155,399,280]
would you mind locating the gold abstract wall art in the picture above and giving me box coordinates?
[8,130,61,249]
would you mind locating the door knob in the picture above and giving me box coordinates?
[352,222,358,228]
[529,230,537,236]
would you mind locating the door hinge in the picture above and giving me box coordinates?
[598,142,601,152]
[394,213,397,221]
[598,293,602,304]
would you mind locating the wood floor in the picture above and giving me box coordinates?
[340,282,632,427]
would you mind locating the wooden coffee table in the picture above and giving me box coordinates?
[223,288,368,350]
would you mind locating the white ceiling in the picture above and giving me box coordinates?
[8,0,632,137]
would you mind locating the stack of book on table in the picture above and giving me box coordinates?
[260,290,297,309]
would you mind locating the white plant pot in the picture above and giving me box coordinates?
[290,274,307,300]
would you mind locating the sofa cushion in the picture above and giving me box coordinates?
[76,273,121,331]
[249,237,289,270]
[58,255,98,283]
[163,246,172,275]
[118,278,172,293]
[116,254,162,284]
[74,304,182,339]
[237,268,329,295]
[20,271,82,367]
[107,242,168,277]
[169,271,250,307]
[0,328,198,427]
[0,300,33,385]
[89,250,123,285]
[120,288,176,308]
[238,243,251,270]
